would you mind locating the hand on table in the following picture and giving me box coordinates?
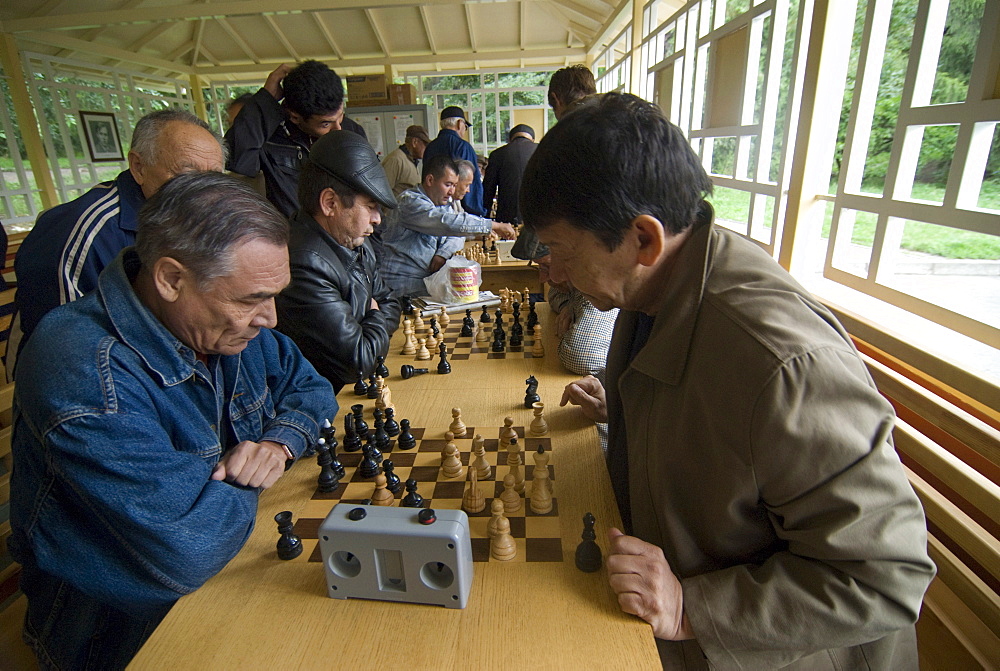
[607,528,694,641]
[211,440,288,489]
[264,63,293,99]
[559,375,608,423]
[429,254,447,273]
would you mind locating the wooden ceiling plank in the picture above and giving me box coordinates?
[547,0,603,26]
[191,19,205,67]
[263,14,301,62]
[217,17,260,63]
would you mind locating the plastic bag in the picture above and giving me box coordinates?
[424,255,481,303]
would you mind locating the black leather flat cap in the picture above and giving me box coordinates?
[309,130,397,209]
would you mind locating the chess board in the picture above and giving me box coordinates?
[409,317,541,361]
[293,424,562,563]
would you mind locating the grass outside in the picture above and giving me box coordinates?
[708,180,1000,260]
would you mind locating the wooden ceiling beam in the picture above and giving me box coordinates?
[364,9,391,56]
[217,17,260,63]
[18,30,192,73]
[465,4,478,53]
[311,12,344,60]
[419,6,438,55]
[263,14,301,62]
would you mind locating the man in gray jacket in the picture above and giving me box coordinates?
[521,93,935,670]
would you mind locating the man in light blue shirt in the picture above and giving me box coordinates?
[381,155,515,297]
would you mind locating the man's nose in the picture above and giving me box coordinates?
[252,298,278,329]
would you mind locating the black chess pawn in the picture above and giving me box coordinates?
[383,459,403,495]
[375,355,390,379]
[397,419,417,450]
[437,343,452,374]
[366,373,379,399]
[384,407,400,437]
[400,478,424,508]
[342,413,362,452]
[400,364,429,379]
[512,301,520,318]
[366,434,383,464]
[358,444,380,479]
[480,305,492,323]
[373,415,391,451]
[575,512,603,573]
[351,404,369,436]
[464,308,474,326]
[527,300,538,329]
[275,511,303,560]
[511,313,523,338]
[315,439,340,493]
[491,329,506,352]
[494,308,503,325]
[354,371,369,396]
[460,315,474,338]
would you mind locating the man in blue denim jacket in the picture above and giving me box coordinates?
[9,171,337,670]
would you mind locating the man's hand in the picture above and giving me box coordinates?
[607,528,694,641]
[210,440,289,489]
[429,254,448,273]
[555,307,575,337]
[491,222,517,239]
[264,64,293,100]
[559,375,608,423]
[370,297,380,311]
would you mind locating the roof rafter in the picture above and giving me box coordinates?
[311,12,344,60]
[263,14,301,62]
[191,18,205,67]
[18,30,191,73]
[548,0,604,26]
[465,4,478,52]
[217,17,260,64]
[419,6,437,55]
[364,9,391,56]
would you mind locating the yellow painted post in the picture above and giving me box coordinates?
[189,74,208,122]
[384,64,395,85]
[779,0,858,274]
[629,0,644,97]
[0,32,58,210]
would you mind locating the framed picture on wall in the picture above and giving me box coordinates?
[80,111,124,162]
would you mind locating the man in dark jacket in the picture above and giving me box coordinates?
[226,61,368,218]
[276,131,401,393]
[483,124,536,223]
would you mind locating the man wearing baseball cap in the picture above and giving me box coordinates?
[422,106,486,216]
[276,130,402,393]
[382,124,431,197]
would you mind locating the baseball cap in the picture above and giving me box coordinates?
[510,225,549,261]
[440,106,472,125]
[308,130,397,209]
[405,125,431,144]
[509,124,535,140]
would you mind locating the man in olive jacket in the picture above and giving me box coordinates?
[276,131,401,393]
[522,93,935,670]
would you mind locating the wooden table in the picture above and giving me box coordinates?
[478,259,542,295]
[131,305,659,670]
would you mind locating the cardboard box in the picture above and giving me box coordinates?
[346,75,388,105]
[387,83,417,105]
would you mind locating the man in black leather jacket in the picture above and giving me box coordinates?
[275,131,401,393]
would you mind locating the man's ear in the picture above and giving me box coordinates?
[287,110,304,127]
[150,257,187,303]
[631,215,667,267]
[318,188,341,218]
[128,151,146,186]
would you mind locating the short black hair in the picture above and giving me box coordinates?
[520,92,712,249]
[422,154,458,181]
[282,60,345,118]
[298,159,357,216]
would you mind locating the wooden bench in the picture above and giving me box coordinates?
[826,303,1000,670]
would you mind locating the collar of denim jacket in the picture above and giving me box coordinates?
[99,247,201,387]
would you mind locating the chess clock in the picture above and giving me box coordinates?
[318,503,474,608]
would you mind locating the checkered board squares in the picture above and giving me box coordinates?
[417,322,539,360]
[293,427,561,563]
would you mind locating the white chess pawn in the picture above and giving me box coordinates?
[415,338,431,360]
[401,318,416,355]
[487,498,505,538]
[441,434,464,479]
[439,306,450,328]
[532,325,544,357]
[471,434,491,480]
[490,515,516,561]
[500,472,521,512]
[449,407,467,437]
[529,401,548,436]
[371,473,395,506]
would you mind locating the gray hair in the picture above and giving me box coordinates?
[135,171,288,288]
[129,108,227,164]
[455,159,475,180]
[440,116,462,130]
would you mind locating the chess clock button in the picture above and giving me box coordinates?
[417,508,437,525]
[348,507,368,521]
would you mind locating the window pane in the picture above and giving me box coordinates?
[708,185,750,234]
[830,207,877,278]
[930,0,985,105]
